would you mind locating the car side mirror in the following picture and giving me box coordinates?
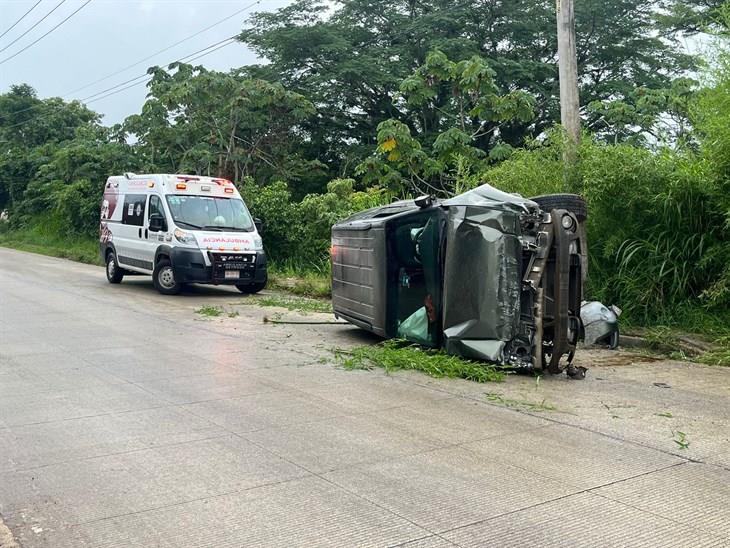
[149,214,166,232]
[254,218,263,233]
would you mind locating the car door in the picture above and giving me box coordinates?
[144,194,169,263]
[117,193,152,271]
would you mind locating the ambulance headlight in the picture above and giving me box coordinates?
[253,234,263,250]
[174,228,196,245]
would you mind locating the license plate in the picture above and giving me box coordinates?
[224,270,239,279]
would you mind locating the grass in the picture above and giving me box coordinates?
[0,225,101,265]
[672,430,690,450]
[696,342,730,367]
[195,305,224,317]
[268,260,331,298]
[244,294,332,314]
[484,392,558,413]
[336,339,506,383]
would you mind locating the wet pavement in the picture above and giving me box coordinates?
[0,247,728,547]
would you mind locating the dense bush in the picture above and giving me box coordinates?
[479,133,728,323]
[240,178,391,266]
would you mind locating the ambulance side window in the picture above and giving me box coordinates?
[122,194,146,227]
[148,195,167,231]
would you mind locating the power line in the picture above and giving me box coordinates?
[0,0,93,65]
[79,36,237,103]
[0,0,261,120]
[3,37,239,128]
[0,0,43,42]
[63,0,261,98]
[0,0,67,55]
[83,38,239,106]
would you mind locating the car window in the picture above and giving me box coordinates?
[165,195,254,231]
[122,194,146,226]
[149,195,164,219]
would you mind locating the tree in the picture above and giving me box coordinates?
[0,85,101,210]
[240,0,698,174]
[123,63,325,196]
[356,50,534,194]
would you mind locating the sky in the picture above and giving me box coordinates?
[0,0,293,125]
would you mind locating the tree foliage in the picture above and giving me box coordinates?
[124,63,324,197]
[241,0,699,173]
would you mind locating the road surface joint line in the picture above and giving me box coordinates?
[238,432,444,541]
[68,474,309,528]
[177,398,446,540]
[4,403,175,429]
[5,433,232,474]
[390,373,702,465]
[588,474,730,541]
[433,460,691,538]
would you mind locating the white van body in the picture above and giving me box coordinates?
[99,173,267,295]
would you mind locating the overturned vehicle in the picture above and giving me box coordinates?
[331,184,587,376]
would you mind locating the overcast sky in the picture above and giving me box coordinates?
[0,0,293,124]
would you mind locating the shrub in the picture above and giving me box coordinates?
[241,178,391,267]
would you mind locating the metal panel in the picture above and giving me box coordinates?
[442,205,522,362]
[331,223,388,337]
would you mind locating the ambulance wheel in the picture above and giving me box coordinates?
[106,252,124,284]
[153,258,182,295]
[236,280,266,294]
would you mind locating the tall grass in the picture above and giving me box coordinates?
[0,222,101,265]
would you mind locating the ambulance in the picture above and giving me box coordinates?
[99,173,267,295]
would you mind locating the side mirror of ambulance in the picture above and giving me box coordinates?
[254,218,263,233]
[149,214,166,232]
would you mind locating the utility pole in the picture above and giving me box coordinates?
[556,0,587,284]
[556,0,580,147]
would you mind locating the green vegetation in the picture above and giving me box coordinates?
[672,430,690,450]
[0,222,101,265]
[696,340,730,367]
[242,294,332,314]
[1,0,729,357]
[268,261,331,298]
[195,306,224,317]
[485,393,558,413]
[337,340,506,383]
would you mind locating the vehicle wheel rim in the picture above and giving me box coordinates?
[107,258,115,278]
[159,266,175,289]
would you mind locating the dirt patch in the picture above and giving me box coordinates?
[574,348,663,368]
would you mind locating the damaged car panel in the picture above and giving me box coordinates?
[331,183,586,375]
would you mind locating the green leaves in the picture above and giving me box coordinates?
[123,65,320,189]
[360,50,536,194]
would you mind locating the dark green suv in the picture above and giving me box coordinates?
[331,184,587,376]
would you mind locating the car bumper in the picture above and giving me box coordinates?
[171,248,267,285]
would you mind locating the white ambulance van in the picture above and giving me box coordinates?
[99,173,267,295]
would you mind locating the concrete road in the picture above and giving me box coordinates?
[0,247,729,548]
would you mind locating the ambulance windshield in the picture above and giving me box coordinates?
[166,195,255,231]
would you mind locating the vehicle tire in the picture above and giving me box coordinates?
[106,252,124,284]
[153,258,182,295]
[236,278,267,294]
[530,193,588,222]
